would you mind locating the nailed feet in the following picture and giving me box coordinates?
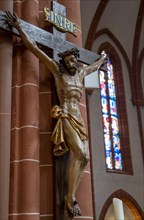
[64,197,82,217]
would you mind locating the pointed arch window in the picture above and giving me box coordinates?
[94,43,133,174]
[99,59,122,170]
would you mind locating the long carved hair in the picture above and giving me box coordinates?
[58,48,80,74]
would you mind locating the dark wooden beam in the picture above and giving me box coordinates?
[0,10,106,71]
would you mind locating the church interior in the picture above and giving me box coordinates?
[0,0,143,220]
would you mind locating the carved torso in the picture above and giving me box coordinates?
[54,69,84,118]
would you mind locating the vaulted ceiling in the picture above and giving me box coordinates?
[80,0,144,104]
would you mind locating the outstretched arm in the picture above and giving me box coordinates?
[83,51,107,77]
[5,11,59,75]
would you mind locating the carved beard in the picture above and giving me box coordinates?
[69,67,77,76]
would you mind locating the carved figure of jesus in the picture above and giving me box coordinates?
[5,11,107,217]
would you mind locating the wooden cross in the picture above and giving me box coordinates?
[0,7,106,71]
[0,2,106,219]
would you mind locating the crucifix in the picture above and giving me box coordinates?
[0,2,106,219]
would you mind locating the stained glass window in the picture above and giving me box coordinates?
[99,59,122,170]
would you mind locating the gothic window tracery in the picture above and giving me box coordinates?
[99,59,122,170]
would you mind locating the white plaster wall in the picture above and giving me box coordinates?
[80,0,144,218]
[97,0,140,62]
[90,37,144,217]
[80,0,100,47]
[88,89,144,218]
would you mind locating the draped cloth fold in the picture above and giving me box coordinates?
[50,105,88,156]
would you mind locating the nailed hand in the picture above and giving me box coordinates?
[5,11,20,27]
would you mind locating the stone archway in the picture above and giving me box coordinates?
[99,189,144,220]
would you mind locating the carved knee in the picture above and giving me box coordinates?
[81,152,90,169]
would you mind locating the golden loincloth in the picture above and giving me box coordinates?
[50,105,88,156]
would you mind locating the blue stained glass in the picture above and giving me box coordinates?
[111,116,119,133]
[103,115,110,133]
[99,60,122,171]
[109,100,117,115]
[101,98,108,114]
[108,82,115,99]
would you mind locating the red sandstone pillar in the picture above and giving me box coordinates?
[38,2,54,220]
[0,1,13,220]
[9,1,40,220]
[59,1,94,219]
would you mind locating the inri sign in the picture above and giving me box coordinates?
[44,7,78,36]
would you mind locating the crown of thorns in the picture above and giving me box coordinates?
[58,48,80,59]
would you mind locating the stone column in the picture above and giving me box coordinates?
[9,1,40,220]
[0,1,13,220]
